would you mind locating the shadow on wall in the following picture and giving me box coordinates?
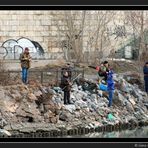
[0,37,45,60]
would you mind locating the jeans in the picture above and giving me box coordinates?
[108,90,114,107]
[22,67,28,83]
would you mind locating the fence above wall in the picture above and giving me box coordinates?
[0,69,84,86]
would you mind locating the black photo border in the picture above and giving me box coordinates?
[0,3,148,148]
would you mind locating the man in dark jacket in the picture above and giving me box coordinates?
[143,62,148,94]
[61,71,72,105]
[61,63,72,81]
[98,61,109,82]
[19,48,31,84]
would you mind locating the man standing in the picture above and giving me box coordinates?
[20,48,31,84]
[143,62,148,94]
[61,71,72,105]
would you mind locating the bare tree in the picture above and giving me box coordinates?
[52,11,118,63]
[85,11,116,64]
[124,11,148,73]
[52,11,86,63]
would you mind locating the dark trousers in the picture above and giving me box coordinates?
[99,73,107,82]
[64,91,70,104]
[144,79,148,93]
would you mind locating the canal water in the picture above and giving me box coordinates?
[64,126,148,138]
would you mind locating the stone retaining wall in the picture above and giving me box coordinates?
[1,121,147,138]
[0,11,60,52]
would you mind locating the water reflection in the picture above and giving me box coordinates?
[65,126,148,138]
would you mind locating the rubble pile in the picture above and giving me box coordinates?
[0,74,148,136]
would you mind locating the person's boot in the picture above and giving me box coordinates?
[64,99,68,105]
[68,100,73,104]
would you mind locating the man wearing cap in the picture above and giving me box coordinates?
[19,48,31,84]
[143,62,148,94]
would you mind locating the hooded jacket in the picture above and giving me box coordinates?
[107,70,115,90]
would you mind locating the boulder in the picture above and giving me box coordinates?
[0,118,7,128]
[28,93,38,102]
[34,90,42,97]
[50,115,59,124]
[113,91,125,106]
[64,105,76,113]
[59,111,72,122]
[75,100,88,108]
[0,129,11,136]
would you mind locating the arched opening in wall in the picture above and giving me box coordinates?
[1,37,45,59]
[0,47,8,60]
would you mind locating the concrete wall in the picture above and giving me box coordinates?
[0,11,138,59]
[0,11,58,52]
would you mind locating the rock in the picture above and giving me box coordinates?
[74,111,81,118]
[131,90,143,101]
[34,90,42,97]
[128,97,136,106]
[113,91,125,106]
[64,105,76,113]
[44,111,54,119]
[50,115,59,124]
[4,101,19,113]
[39,104,44,113]
[75,105,81,110]
[91,121,102,127]
[90,102,98,112]
[53,87,62,93]
[54,97,62,104]
[0,129,11,136]
[0,118,7,128]
[90,94,98,102]
[124,101,134,113]
[44,104,56,113]
[28,93,38,102]
[59,111,72,121]
[0,89,5,99]
[70,94,77,102]
[47,88,57,95]
[75,100,88,108]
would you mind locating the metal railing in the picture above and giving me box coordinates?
[1,69,84,86]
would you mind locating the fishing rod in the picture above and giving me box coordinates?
[62,73,82,91]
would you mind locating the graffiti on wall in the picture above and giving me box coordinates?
[0,37,44,59]
[107,25,128,39]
